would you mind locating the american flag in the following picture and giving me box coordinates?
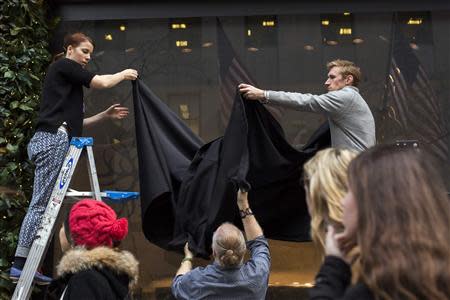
[217,20,282,128]
[383,21,448,161]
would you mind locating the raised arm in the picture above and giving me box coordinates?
[175,243,194,277]
[237,190,263,241]
[90,69,138,89]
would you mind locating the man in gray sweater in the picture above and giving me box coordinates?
[238,59,375,151]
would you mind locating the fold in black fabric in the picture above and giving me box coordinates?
[133,80,330,257]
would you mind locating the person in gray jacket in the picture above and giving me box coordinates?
[238,59,375,151]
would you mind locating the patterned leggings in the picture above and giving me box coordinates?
[15,129,69,258]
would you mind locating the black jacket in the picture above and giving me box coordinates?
[46,247,138,300]
[309,256,374,300]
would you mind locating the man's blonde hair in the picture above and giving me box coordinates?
[327,59,361,87]
[212,223,246,267]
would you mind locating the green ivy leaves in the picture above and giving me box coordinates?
[0,0,53,298]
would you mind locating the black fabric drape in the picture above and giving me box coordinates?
[133,80,330,257]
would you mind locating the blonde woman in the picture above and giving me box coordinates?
[303,148,357,256]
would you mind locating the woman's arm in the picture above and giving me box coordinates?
[90,69,138,89]
[83,104,129,129]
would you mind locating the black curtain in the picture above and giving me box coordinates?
[133,79,330,257]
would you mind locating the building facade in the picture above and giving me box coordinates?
[51,1,450,298]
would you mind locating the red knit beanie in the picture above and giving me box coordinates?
[69,199,128,248]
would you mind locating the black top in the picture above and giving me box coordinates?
[46,267,131,300]
[309,256,374,300]
[36,58,95,137]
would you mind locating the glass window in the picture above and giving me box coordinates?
[55,10,450,295]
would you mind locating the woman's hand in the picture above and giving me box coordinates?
[325,225,355,264]
[104,104,129,120]
[121,69,138,80]
[325,225,344,258]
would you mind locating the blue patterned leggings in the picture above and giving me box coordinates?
[15,129,69,258]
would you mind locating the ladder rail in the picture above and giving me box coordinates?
[12,137,95,300]
[86,145,102,201]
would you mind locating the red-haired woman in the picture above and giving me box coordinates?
[310,145,450,300]
[10,32,138,284]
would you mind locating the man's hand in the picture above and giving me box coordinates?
[237,189,249,210]
[238,83,265,101]
[184,242,194,260]
[176,242,194,276]
[104,104,129,120]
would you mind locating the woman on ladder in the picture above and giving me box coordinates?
[10,32,138,284]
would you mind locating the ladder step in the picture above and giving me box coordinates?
[65,190,139,202]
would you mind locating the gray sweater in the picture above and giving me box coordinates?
[267,86,376,151]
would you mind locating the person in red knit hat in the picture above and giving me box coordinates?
[69,199,129,248]
[46,199,139,300]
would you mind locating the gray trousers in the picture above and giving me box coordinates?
[15,129,69,258]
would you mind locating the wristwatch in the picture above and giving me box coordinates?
[182,256,193,263]
[239,207,254,219]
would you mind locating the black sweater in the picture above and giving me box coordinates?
[37,58,94,137]
[309,256,374,300]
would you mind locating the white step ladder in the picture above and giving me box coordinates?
[12,137,101,300]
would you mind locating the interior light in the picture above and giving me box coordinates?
[179,104,190,119]
[339,28,352,35]
[172,23,187,29]
[119,25,126,31]
[247,47,259,52]
[378,35,388,42]
[202,42,214,48]
[407,18,422,25]
[302,282,315,288]
[104,34,113,41]
[304,45,315,51]
[262,20,275,27]
[389,74,394,83]
[344,12,351,16]
[176,40,188,47]
[321,20,330,26]
[326,40,338,46]
[352,38,364,44]
[247,29,252,36]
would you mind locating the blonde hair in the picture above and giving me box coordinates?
[327,59,361,87]
[212,223,246,268]
[303,148,357,256]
